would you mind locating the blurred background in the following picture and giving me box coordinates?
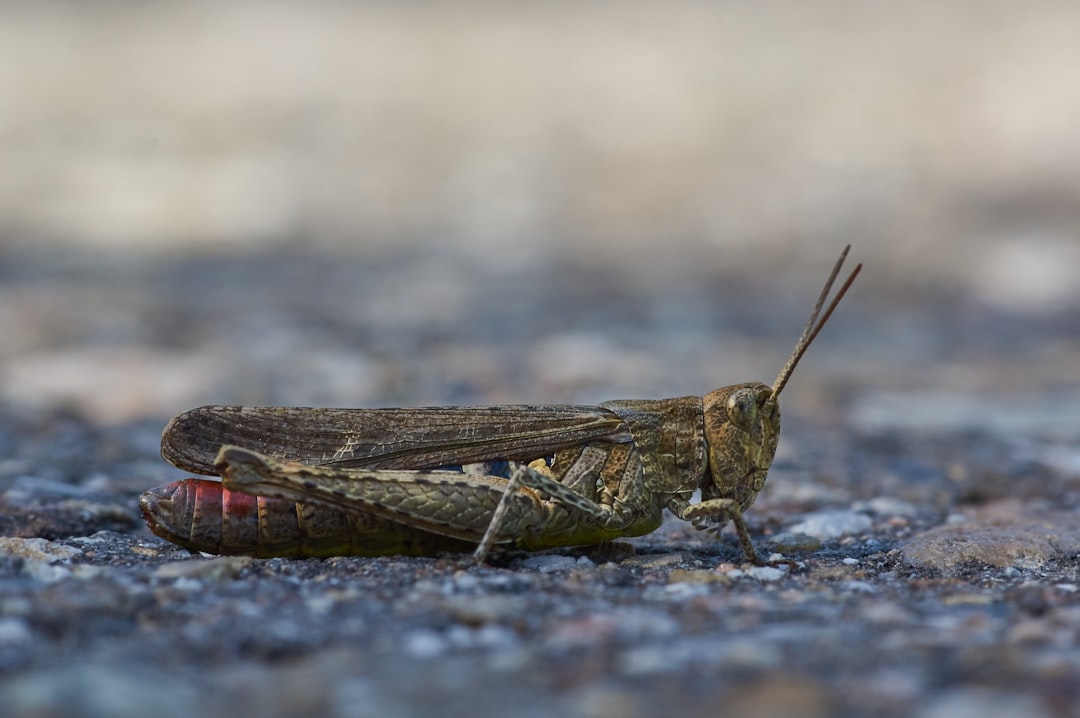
[0,0,1077,427]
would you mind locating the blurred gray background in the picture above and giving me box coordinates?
[0,0,1077,428]
[3,1,1079,426]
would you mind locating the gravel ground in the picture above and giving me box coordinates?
[2,3,1080,717]
[1,247,1077,718]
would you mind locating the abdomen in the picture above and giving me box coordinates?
[140,478,477,558]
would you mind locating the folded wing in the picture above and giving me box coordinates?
[162,404,632,475]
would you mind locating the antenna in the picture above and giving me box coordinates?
[770,245,862,399]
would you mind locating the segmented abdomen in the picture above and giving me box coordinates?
[140,479,477,558]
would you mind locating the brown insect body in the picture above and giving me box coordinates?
[141,248,860,563]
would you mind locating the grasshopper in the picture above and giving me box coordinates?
[141,247,860,564]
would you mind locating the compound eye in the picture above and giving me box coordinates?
[725,387,759,431]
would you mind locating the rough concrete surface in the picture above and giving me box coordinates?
[2,3,1080,717]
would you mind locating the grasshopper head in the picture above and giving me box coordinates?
[700,246,861,512]
[701,382,780,510]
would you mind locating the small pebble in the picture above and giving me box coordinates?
[21,561,72,584]
[663,582,711,600]
[843,581,877,593]
[769,533,823,552]
[0,617,34,645]
[854,497,920,518]
[0,537,82,563]
[154,556,253,581]
[745,566,786,582]
[787,510,873,539]
[403,630,448,659]
[520,554,580,573]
